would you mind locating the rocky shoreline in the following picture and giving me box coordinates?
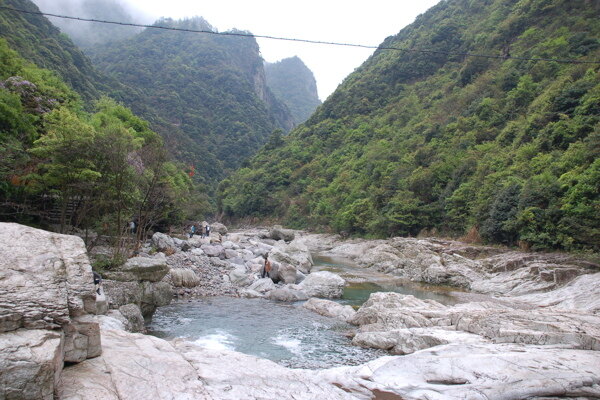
[1,222,599,399]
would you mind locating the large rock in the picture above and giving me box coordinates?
[103,280,143,309]
[0,223,101,398]
[173,340,359,400]
[169,268,200,288]
[516,272,600,313]
[187,236,210,248]
[229,267,253,287]
[211,222,228,235]
[102,279,173,318]
[62,315,102,362]
[151,232,176,252]
[201,243,225,258]
[351,343,600,399]
[0,223,98,332]
[117,304,145,333]
[248,278,276,294]
[102,255,169,282]
[57,329,211,400]
[349,292,600,352]
[276,263,298,284]
[140,282,173,317]
[268,225,295,242]
[350,292,447,328]
[303,298,356,322]
[0,329,64,400]
[270,240,313,274]
[295,271,345,298]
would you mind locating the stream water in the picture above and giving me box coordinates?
[148,253,461,369]
[312,255,461,307]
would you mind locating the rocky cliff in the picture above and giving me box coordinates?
[265,56,322,125]
[87,18,295,183]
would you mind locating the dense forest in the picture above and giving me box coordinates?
[265,56,322,125]
[87,17,294,185]
[1,1,318,194]
[218,0,600,252]
[0,0,111,103]
[0,39,194,258]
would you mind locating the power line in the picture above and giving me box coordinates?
[1,5,599,65]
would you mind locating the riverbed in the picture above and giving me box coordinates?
[148,253,462,368]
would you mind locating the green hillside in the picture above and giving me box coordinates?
[218,0,600,251]
[0,38,194,245]
[265,56,321,124]
[88,17,294,184]
[0,0,110,103]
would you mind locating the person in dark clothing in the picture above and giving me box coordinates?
[93,271,102,295]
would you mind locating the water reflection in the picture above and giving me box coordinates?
[313,254,461,306]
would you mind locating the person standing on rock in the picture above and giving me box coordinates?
[262,254,272,279]
[93,271,102,295]
[206,224,211,238]
[189,224,196,238]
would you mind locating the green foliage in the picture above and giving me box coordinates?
[0,40,194,240]
[86,16,294,187]
[0,0,113,104]
[219,0,600,251]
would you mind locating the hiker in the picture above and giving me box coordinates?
[201,223,207,238]
[262,254,272,279]
[206,224,211,238]
[129,220,136,234]
[189,224,196,238]
[93,271,102,295]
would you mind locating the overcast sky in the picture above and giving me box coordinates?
[36,0,441,100]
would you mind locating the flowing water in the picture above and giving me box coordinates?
[148,253,461,369]
[147,297,387,369]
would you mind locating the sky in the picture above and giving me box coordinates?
[36,0,441,100]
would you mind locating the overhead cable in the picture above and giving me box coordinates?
[1,5,599,64]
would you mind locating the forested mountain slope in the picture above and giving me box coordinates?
[88,17,295,183]
[1,1,297,188]
[218,0,600,251]
[265,56,321,124]
[0,0,109,103]
[0,38,193,239]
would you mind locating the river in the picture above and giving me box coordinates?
[148,253,461,369]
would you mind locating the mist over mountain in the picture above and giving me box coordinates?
[219,0,600,251]
[31,0,144,48]
[265,56,321,125]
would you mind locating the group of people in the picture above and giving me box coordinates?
[189,222,210,238]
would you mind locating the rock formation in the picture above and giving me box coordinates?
[0,223,101,399]
[5,223,600,400]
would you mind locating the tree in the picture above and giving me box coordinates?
[28,108,99,232]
